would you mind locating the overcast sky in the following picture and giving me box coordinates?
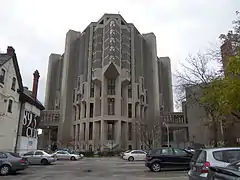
[0,0,239,106]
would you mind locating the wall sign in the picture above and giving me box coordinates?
[21,111,40,138]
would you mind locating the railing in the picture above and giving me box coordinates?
[161,112,186,125]
[39,110,60,128]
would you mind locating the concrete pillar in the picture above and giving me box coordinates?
[115,120,121,148]
[101,120,105,150]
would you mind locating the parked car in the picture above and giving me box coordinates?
[145,147,193,172]
[122,150,147,161]
[52,150,82,160]
[120,150,131,158]
[0,152,28,176]
[56,148,84,158]
[188,147,240,180]
[207,160,240,179]
[22,150,56,165]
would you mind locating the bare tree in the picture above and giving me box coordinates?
[134,115,162,149]
[174,52,222,147]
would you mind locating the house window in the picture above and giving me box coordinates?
[77,105,81,119]
[90,83,94,97]
[108,98,115,115]
[82,84,85,95]
[7,99,13,113]
[89,122,93,140]
[90,103,94,118]
[11,77,16,91]
[107,79,115,95]
[0,69,6,84]
[128,123,132,140]
[128,104,132,118]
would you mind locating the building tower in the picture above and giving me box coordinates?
[43,14,166,151]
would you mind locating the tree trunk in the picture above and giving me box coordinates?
[212,116,218,147]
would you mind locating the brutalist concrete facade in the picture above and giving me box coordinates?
[43,14,173,151]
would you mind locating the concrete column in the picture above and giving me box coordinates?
[100,120,105,150]
[115,120,121,148]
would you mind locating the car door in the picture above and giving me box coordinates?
[160,148,175,168]
[62,151,70,160]
[138,150,147,160]
[130,151,139,160]
[0,152,7,166]
[172,148,192,168]
[23,151,34,164]
[33,151,44,164]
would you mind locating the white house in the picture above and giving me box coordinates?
[0,46,44,154]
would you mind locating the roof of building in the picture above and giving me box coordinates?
[20,88,45,110]
[0,48,44,110]
[0,54,11,66]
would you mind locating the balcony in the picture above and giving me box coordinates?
[39,110,60,128]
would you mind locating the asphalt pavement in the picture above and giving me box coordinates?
[3,157,189,180]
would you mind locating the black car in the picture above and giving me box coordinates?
[207,160,240,180]
[145,147,193,172]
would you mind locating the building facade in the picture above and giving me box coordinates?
[0,46,44,154]
[42,14,174,151]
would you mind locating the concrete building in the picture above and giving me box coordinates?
[0,46,44,154]
[41,14,174,151]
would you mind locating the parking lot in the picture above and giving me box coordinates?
[4,157,188,180]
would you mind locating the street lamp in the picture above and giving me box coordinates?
[162,122,170,147]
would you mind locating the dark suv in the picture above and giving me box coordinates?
[145,147,193,172]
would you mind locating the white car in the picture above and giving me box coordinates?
[52,150,82,161]
[188,147,240,179]
[122,150,147,161]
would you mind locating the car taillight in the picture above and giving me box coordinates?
[201,161,210,173]
[20,159,25,163]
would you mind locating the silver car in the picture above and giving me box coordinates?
[22,150,56,165]
[188,147,240,180]
[52,150,82,161]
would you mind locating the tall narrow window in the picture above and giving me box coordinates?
[77,124,80,141]
[107,122,114,140]
[128,84,132,98]
[73,125,76,140]
[73,106,77,121]
[90,103,94,118]
[83,103,86,118]
[99,87,102,97]
[107,79,115,95]
[90,82,94,97]
[128,123,132,140]
[11,77,16,91]
[82,84,85,95]
[83,123,86,140]
[108,98,115,115]
[73,89,75,102]
[128,104,132,118]
[7,99,13,113]
[137,84,140,98]
[89,122,93,140]
[0,69,6,84]
[78,105,81,119]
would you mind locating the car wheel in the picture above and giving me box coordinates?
[151,162,161,172]
[41,159,49,165]
[0,165,10,176]
[128,156,134,161]
[70,156,76,161]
